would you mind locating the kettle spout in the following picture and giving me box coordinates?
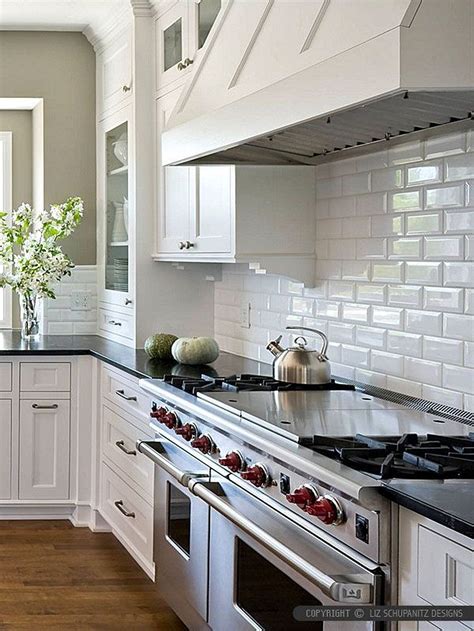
[266,335,284,357]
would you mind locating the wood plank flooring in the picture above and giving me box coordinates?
[0,520,186,630]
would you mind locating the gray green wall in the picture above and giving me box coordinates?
[0,31,96,264]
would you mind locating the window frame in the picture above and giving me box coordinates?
[0,131,13,328]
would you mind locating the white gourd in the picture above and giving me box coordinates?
[172,337,220,365]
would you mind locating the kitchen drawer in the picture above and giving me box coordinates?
[20,362,71,392]
[100,461,153,564]
[102,405,154,499]
[99,308,133,340]
[101,365,150,421]
[418,525,473,609]
[0,363,12,391]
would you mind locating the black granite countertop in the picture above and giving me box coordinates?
[1,330,472,537]
[0,331,271,380]
[382,482,474,538]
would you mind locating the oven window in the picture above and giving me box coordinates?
[236,539,323,630]
[167,482,191,556]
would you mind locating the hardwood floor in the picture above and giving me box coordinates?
[0,520,186,630]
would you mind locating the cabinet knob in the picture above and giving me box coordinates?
[109,320,122,326]
[122,84,131,92]
[125,298,133,306]
[185,241,194,250]
[177,58,193,71]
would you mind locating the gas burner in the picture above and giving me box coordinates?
[163,373,355,396]
[311,433,474,480]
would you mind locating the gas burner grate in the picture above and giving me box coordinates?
[311,432,474,480]
[162,373,355,396]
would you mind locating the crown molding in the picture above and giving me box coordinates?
[130,0,155,17]
[83,3,132,51]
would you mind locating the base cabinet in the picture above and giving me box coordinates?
[0,400,12,500]
[19,399,71,501]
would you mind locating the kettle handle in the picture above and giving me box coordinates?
[286,326,329,358]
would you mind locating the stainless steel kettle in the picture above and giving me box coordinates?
[266,326,331,385]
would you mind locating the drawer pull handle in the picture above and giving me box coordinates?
[115,440,136,456]
[109,320,122,326]
[114,500,135,519]
[32,404,59,410]
[115,389,137,402]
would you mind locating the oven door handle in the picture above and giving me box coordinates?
[136,440,206,487]
[189,479,374,604]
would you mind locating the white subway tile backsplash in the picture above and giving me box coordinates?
[387,331,422,357]
[424,236,464,260]
[445,152,474,181]
[371,306,403,330]
[215,131,474,406]
[423,336,463,365]
[444,262,474,287]
[388,237,422,259]
[405,262,442,285]
[443,365,474,393]
[443,313,474,342]
[423,287,464,313]
[356,238,386,260]
[372,262,403,283]
[405,212,442,235]
[371,350,404,376]
[444,209,474,233]
[372,168,403,192]
[371,214,403,237]
[342,173,371,196]
[405,309,442,336]
[404,357,442,386]
[407,162,442,186]
[425,183,464,208]
[388,285,422,308]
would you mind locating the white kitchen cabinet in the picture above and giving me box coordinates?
[0,400,12,500]
[20,362,71,392]
[96,25,132,120]
[0,363,12,391]
[155,0,223,96]
[19,399,71,501]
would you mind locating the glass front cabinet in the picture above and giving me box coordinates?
[97,105,135,344]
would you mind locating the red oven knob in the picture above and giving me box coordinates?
[162,411,179,429]
[286,485,318,508]
[240,464,270,487]
[304,495,345,525]
[190,434,215,454]
[175,423,197,441]
[218,451,246,472]
[150,405,167,420]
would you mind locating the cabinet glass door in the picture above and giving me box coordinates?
[197,0,221,48]
[105,122,129,294]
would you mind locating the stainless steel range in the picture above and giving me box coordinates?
[137,374,471,631]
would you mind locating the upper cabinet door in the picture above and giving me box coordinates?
[190,0,223,51]
[97,27,132,118]
[156,90,192,254]
[189,165,234,255]
[155,3,190,94]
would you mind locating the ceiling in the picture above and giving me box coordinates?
[0,0,129,33]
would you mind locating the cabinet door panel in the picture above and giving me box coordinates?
[191,165,233,254]
[155,3,190,93]
[0,401,12,499]
[19,400,70,500]
[98,28,132,117]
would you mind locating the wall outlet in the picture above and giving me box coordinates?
[71,290,92,311]
[240,300,251,328]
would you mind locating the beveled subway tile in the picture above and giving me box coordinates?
[371,214,403,237]
[328,281,356,301]
[404,356,442,387]
[356,238,387,260]
[422,384,463,409]
[341,261,370,281]
[465,341,474,368]
[371,350,404,376]
[316,177,342,199]
[387,285,422,308]
[444,208,474,233]
[342,172,371,196]
[405,262,442,285]
[405,211,442,235]
[388,140,423,165]
[355,325,386,349]
[386,376,422,398]
[291,297,314,316]
[424,236,464,260]
[423,336,463,365]
[425,132,466,159]
[356,150,388,173]
[355,192,387,216]
[444,262,474,287]
[356,283,386,304]
[443,313,474,342]
[315,300,340,319]
[388,237,422,259]
[371,306,404,329]
[405,309,442,335]
[355,369,387,388]
[389,190,421,212]
[443,365,474,393]
[466,289,474,314]
[329,239,356,260]
[371,167,403,192]
[406,161,442,186]
[328,196,357,218]
[341,344,370,367]
[328,322,355,343]
[316,260,342,280]
[423,287,464,313]
[372,261,404,283]
[467,236,474,261]
[342,303,370,323]
[425,183,464,208]
[445,152,474,181]
[342,216,371,238]
[316,218,342,239]
[304,283,328,299]
[387,331,422,357]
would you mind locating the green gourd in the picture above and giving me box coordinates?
[171,337,220,365]
[144,333,178,360]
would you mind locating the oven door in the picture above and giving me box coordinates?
[190,476,384,631]
[138,439,211,629]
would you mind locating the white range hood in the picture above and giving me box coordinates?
[162,0,474,166]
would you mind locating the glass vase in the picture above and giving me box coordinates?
[19,292,40,340]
